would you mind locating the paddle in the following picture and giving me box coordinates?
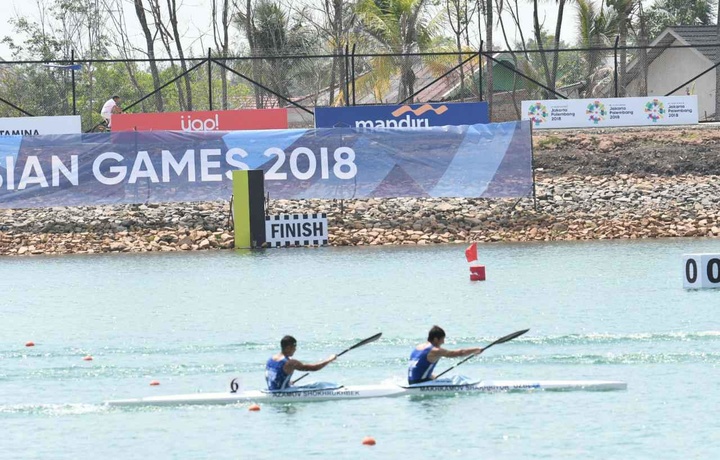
[291,332,382,385]
[433,328,529,380]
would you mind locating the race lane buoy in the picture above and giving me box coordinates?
[362,436,376,446]
[25,341,35,347]
[149,380,160,386]
[248,403,261,411]
[82,355,93,361]
[465,242,486,281]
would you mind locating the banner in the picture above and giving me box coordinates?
[0,115,82,136]
[111,109,288,132]
[315,102,489,128]
[522,96,698,129]
[0,122,532,209]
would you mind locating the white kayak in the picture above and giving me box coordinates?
[105,379,627,407]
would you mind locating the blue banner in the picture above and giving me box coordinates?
[314,102,489,128]
[0,122,532,209]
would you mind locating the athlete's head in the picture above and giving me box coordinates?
[427,325,446,344]
[280,335,297,355]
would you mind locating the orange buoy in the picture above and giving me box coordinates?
[82,355,93,361]
[362,436,376,446]
[248,403,261,411]
[25,341,35,347]
[149,380,160,386]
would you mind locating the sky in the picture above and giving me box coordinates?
[0,0,574,61]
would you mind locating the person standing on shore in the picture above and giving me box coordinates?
[100,96,123,128]
[265,335,337,390]
[407,325,483,384]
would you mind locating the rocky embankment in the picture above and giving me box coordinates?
[1,125,719,256]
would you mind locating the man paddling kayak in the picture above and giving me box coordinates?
[408,326,483,384]
[266,336,337,390]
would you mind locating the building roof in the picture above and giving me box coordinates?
[668,25,718,62]
[626,25,717,83]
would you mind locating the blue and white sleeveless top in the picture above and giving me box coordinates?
[408,344,437,384]
[266,356,293,390]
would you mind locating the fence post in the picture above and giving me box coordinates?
[208,48,213,110]
[344,44,350,106]
[479,41,484,102]
[71,49,77,115]
[351,43,356,106]
[613,36,619,98]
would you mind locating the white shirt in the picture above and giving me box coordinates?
[101,98,117,117]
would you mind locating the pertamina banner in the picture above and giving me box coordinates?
[522,96,698,129]
[0,122,532,209]
[314,102,489,128]
[0,115,82,136]
[111,109,288,132]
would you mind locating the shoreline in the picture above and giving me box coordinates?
[3,125,720,256]
[2,172,718,256]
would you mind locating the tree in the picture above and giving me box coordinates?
[133,0,164,111]
[645,0,714,40]
[606,0,637,97]
[445,0,477,101]
[576,0,617,96]
[356,0,437,103]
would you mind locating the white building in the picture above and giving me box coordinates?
[625,25,717,120]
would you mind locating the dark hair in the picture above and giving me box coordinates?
[280,335,297,350]
[427,325,446,342]
[112,95,120,100]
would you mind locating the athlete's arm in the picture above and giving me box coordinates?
[429,347,483,361]
[284,355,337,373]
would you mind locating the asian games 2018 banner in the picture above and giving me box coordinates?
[0,122,532,209]
[522,96,698,129]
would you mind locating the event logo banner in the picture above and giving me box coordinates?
[522,96,698,129]
[0,115,82,136]
[0,122,531,209]
[314,102,489,128]
[112,109,288,132]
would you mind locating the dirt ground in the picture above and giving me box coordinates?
[532,125,720,177]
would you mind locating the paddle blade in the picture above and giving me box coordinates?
[484,328,529,350]
[337,332,382,357]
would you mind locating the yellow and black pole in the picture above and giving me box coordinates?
[232,169,266,249]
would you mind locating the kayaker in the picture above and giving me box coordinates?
[265,335,337,390]
[408,325,483,384]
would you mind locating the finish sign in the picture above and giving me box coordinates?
[265,213,328,247]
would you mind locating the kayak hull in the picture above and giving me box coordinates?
[105,379,627,407]
[106,384,407,407]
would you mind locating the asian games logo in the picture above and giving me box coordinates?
[644,99,665,122]
[528,102,548,126]
[586,100,606,124]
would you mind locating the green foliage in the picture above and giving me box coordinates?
[645,0,715,40]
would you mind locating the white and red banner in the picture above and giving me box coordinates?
[111,109,288,132]
[0,115,82,136]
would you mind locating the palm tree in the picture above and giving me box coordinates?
[356,0,437,103]
[606,0,636,96]
[576,0,617,96]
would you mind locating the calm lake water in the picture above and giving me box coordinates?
[2,239,719,459]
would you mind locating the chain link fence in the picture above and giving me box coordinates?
[1,42,718,129]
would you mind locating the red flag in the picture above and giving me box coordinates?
[465,242,478,263]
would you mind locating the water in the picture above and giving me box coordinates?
[2,239,719,459]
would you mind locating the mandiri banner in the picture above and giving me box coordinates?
[315,102,489,128]
[0,122,532,209]
[111,109,288,132]
[522,96,698,129]
[0,115,82,136]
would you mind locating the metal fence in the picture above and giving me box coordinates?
[1,42,718,129]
